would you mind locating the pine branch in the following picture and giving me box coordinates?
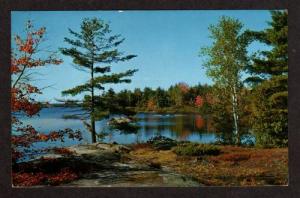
[68,28,83,40]
[95,49,137,63]
[62,83,91,96]
[93,69,138,84]
[60,47,91,67]
[94,66,111,73]
[64,37,85,48]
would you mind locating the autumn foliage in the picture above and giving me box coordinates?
[194,95,204,107]
[178,82,190,94]
[12,168,78,186]
[11,21,82,186]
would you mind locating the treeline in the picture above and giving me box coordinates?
[84,83,212,114]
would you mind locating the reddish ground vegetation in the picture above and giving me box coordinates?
[13,168,78,186]
[52,147,76,155]
[128,145,288,186]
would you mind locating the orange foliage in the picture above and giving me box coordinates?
[147,98,156,110]
[178,82,189,93]
[11,21,81,163]
[195,115,205,129]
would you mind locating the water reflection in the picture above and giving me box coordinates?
[135,113,216,143]
[15,107,218,146]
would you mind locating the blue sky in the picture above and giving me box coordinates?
[11,10,272,102]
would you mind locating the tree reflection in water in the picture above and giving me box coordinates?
[136,113,215,142]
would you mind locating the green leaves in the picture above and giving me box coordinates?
[199,16,248,143]
[200,16,248,87]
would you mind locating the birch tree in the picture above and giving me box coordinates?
[200,16,249,144]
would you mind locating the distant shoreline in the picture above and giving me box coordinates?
[42,104,205,114]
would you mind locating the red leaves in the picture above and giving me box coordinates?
[12,128,82,150]
[14,22,43,55]
[11,21,82,169]
[11,58,21,73]
[11,89,41,116]
[20,34,34,53]
[12,168,78,186]
[195,95,204,107]
[47,168,78,185]
[195,115,205,129]
[11,20,63,80]
[13,172,46,186]
[32,27,46,37]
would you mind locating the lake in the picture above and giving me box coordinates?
[14,107,221,148]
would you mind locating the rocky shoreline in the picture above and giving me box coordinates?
[16,142,201,187]
[14,137,288,187]
[66,143,201,187]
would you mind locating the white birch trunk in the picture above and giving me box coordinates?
[231,84,239,143]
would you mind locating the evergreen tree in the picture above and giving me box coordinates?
[132,88,143,107]
[245,11,288,147]
[60,18,137,143]
[155,87,170,108]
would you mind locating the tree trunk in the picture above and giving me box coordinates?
[232,85,240,144]
[91,60,96,143]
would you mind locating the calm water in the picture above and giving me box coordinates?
[15,107,218,149]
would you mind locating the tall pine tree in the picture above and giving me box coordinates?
[60,18,137,143]
[245,11,288,147]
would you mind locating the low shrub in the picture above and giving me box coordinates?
[147,135,177,150]
[172,143,220,156]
